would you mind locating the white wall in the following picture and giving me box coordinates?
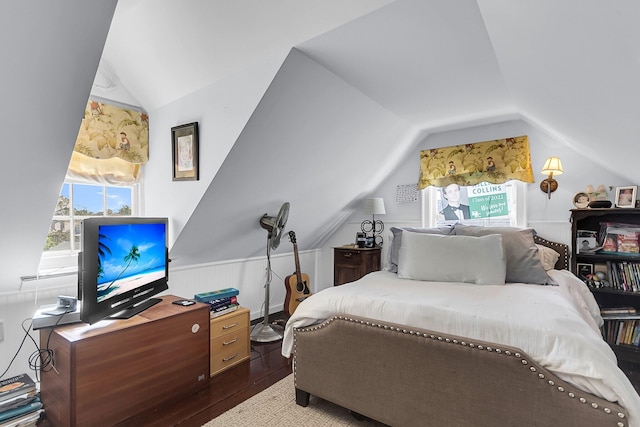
[0,248,318,379]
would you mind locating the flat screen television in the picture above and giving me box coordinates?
[78,217,169,324]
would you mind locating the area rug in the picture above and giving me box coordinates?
[202,374,387,426]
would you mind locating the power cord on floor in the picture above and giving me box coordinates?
[0,310,71,382]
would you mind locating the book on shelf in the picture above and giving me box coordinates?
[210,303,240,318]
[601,306,637,314]
[195,288,239,303]
[605,319,640,347]
[0,375,36,404]
[604,261,640,292]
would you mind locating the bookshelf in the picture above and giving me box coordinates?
[570,208,640,363]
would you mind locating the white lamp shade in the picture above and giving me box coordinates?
[363,198,386,215]
[541,157,563,176]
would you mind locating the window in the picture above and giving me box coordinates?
[38,182,138,273]
[422,180,526,228]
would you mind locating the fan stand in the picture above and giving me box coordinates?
[250,231,284,343]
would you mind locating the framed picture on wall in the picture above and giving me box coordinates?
[614,185,637,208]
[172,122,199,181]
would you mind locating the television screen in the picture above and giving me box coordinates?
[79,217,169,324]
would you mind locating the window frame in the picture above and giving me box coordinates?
[37,181,140,276]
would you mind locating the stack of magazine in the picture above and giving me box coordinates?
[0,374,42,427]
[195,288,240,318]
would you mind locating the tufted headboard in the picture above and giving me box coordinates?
[533,235,570,271]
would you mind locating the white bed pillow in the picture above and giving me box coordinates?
[397,232,507,285]
[536,244,560,271]
[388,226,454,273]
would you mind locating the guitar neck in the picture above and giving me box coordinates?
[293,242,303,283]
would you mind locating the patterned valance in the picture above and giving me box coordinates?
[74,100,149,164]
[418,135,534,189]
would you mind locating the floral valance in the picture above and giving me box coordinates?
[74,99,149,164]
[417,135,534,189]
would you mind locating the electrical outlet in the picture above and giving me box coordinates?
[0,320,4,342]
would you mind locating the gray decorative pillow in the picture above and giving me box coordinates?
[453,224,550,284]
[389,226,454,273]
[397,232,506,285]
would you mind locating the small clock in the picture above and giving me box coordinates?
[573,192,590,209]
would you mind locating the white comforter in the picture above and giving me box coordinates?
[282,270,640,427]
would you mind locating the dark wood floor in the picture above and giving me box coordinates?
[118,339,292,427]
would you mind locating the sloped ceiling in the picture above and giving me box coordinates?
[2,0,639,290]
[100,0,640,181]
[0,1,117,290]
[97,0,640,264]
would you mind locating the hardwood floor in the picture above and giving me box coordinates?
[119,339,292,427]
[38,327,292,427]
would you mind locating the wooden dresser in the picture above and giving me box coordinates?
[39,295,210,427]
[334,246,381,286]
[210,307,250,376]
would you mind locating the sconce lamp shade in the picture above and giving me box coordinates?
[363,197,386,215]
[540,157,563,176]
[540,157,563,198]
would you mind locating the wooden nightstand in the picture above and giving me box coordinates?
[334,246,381,286]
[210,307,250,377]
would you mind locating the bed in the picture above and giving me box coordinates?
[282,225,640,427]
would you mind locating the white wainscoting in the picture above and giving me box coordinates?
[168,249,320,321]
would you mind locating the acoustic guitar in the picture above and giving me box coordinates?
[284,231,312,316]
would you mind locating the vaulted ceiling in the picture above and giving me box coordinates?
[99,0,640,182]
[2,0,640,290]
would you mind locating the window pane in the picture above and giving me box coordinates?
[55,183,70,215]
[73,184,104,216]
[106,187,132,216]
[44,219,71,251]
[434,182,517,227]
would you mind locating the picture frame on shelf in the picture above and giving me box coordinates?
[171,122,199,181]
[577,263,593,279]
[614,185,637,208]
[573,192,590,209]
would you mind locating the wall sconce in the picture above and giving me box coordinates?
[361,198,386,247]
[540,157,563,199]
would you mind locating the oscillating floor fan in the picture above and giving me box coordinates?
[250,202,290,342]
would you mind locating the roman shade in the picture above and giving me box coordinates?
[68,99,149,184]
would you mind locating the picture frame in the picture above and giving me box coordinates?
[172,122,199,181]
[614,185,637,208]
[577,263,594,279]
[572,192,590,209]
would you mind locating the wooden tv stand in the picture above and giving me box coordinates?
[39,295,210,427]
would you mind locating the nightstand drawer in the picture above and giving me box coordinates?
[334,246,381,286]
[210,307,250,338]
[334,249,363,264]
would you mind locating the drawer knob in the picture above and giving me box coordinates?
[344,253,352,258]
